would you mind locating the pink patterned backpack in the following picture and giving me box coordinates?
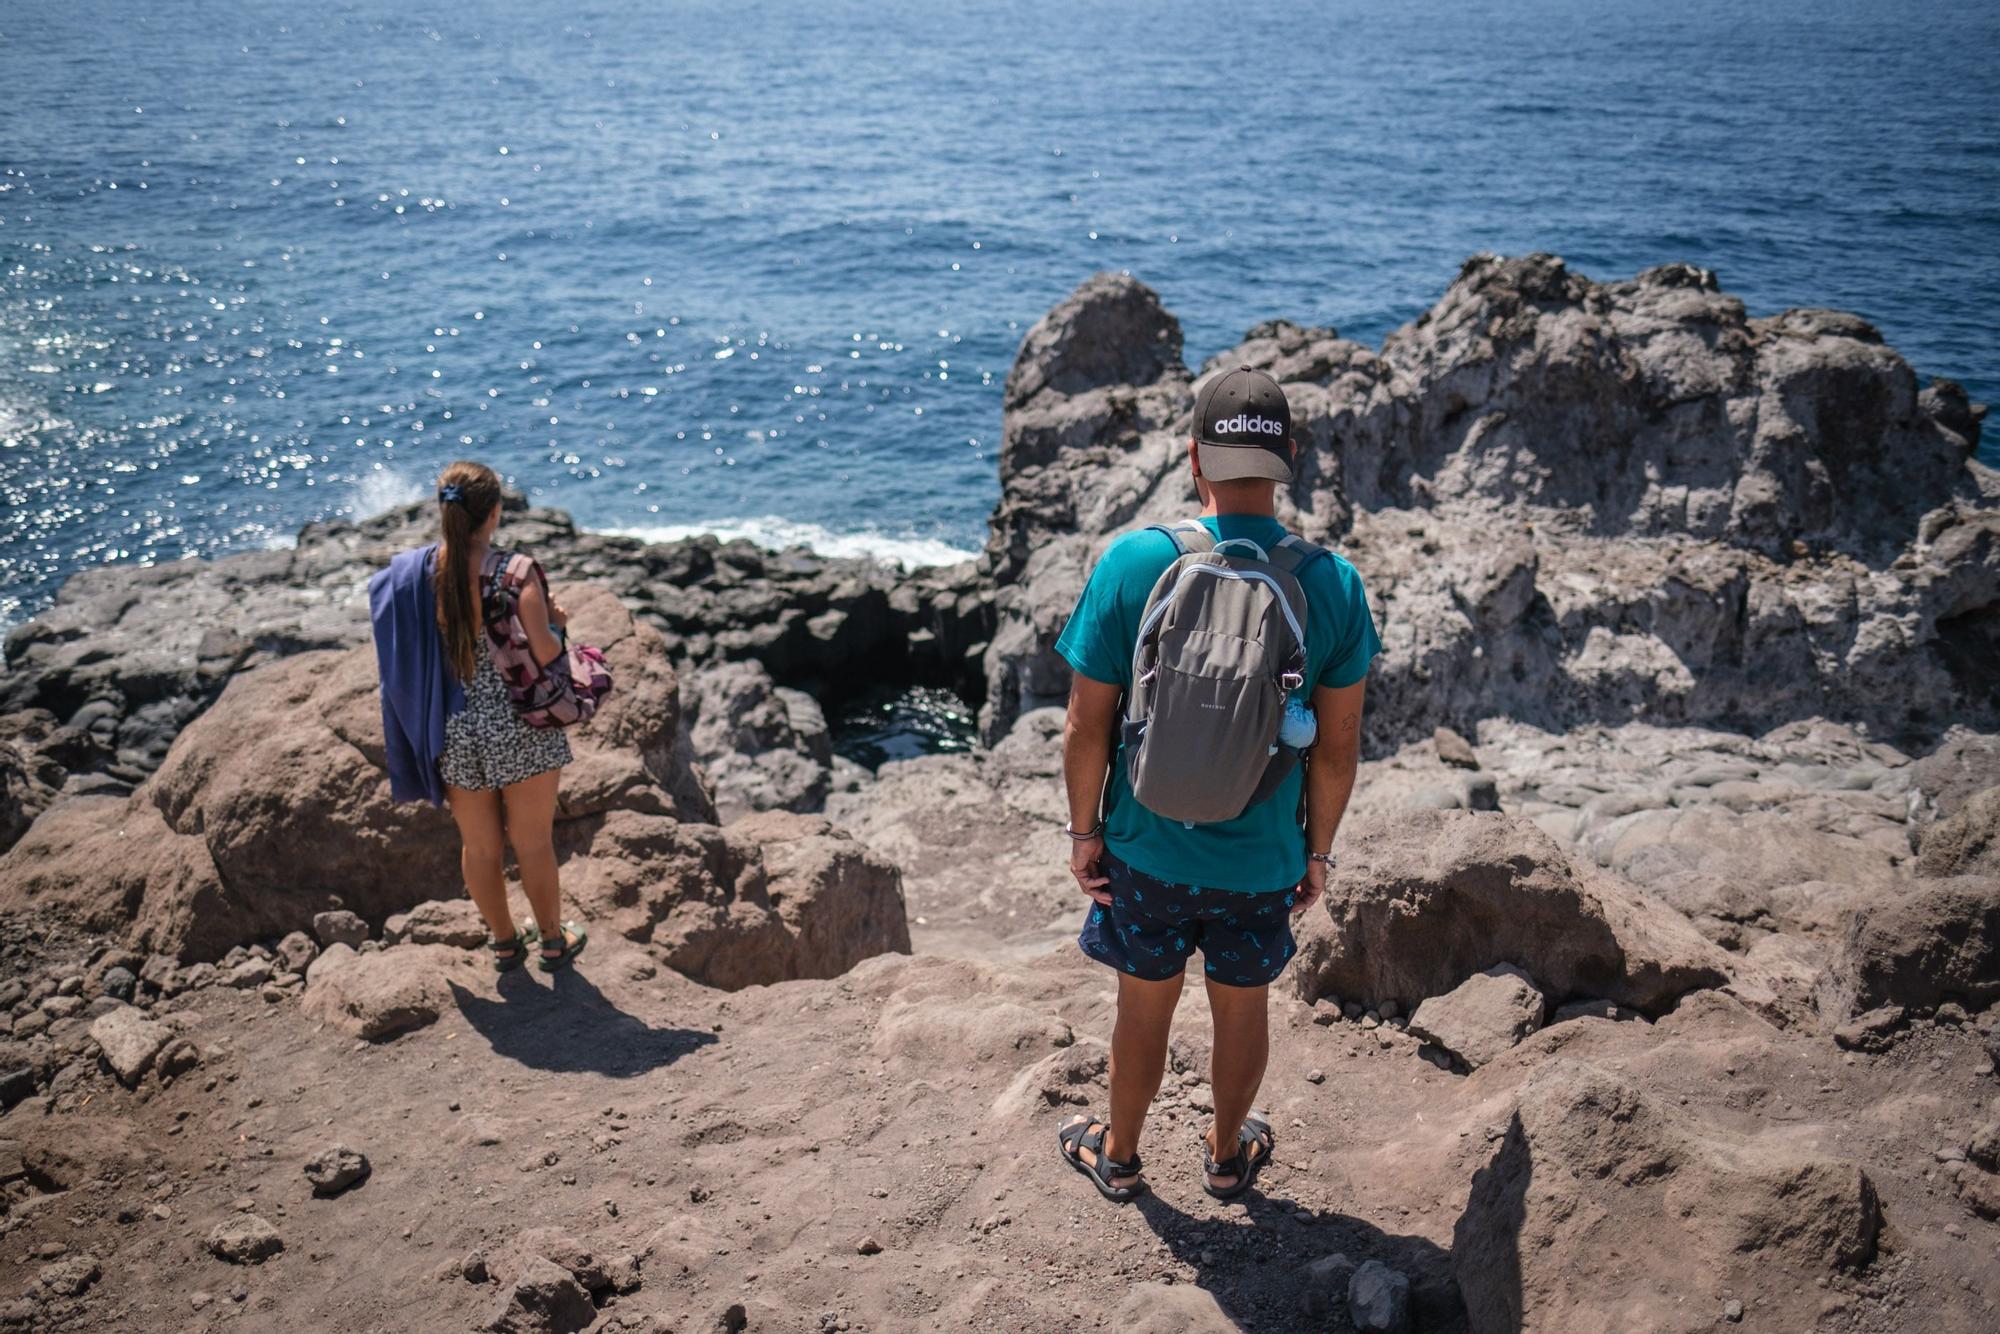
[479,549,613,728]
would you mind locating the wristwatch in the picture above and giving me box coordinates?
[1307,851,1337,867]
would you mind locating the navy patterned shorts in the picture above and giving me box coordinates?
[1078,851,1298,988]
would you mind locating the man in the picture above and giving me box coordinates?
[1053,366,1379,1203]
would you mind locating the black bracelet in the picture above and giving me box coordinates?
[1064,821,1103,841]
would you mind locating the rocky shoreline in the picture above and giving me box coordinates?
[0,255,1997,1332]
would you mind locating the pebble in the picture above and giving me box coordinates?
[1724,1298,1744,1322]
[207,1214,284,1264]
[303,1144,371,1196]
[1306,1069,1326,1084]
[855,1236,882,1256]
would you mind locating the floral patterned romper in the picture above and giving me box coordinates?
[439,627,572,791]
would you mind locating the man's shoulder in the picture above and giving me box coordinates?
[1095,525,1185,578]
[1293,543,1366,598]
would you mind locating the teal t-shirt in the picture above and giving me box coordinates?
[1054,514,1381,893]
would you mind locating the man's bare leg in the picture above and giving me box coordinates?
[1204,977,1270,1190]
[1067,970,1184,1188]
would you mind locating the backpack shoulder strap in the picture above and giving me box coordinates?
[1266,532,1329,578]
[1145,519,1214,557]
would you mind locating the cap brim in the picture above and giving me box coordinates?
[1196,440,1293,484]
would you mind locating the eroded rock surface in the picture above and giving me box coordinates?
[976,258,1997,746]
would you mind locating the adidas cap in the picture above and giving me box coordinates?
[1192,366,1293,484]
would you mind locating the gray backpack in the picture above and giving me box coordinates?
[1120,520,1324,825]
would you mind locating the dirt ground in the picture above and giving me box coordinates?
[4,869,1999,1334]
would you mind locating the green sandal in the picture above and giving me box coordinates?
[489,924,540,973]
[537,922,587,973]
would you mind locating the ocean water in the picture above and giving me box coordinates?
[4,0,1998,627]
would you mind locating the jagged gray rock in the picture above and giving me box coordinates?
[975,257,1997,747]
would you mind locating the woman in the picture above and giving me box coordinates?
[368,460,587,973]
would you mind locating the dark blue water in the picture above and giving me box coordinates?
[5,0,1998,626]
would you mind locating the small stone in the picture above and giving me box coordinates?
[1347,1259,1411,1334]
[1343,1001,1364,1020]
[191,1292,214,1311]
[99,966,138,1002]
[226,959,274,989]
[1299,1253,1356,1320]
[1935,1145,1966,1164]
[483,1257,594,1334]
[1723,1298,1744,1323]
[855,1236,882,1255]
[1967,1121,2000,1171]
[463,1249,490,1284]
[1433,726,1480,769]
[0,1067,36,1109]
[207,1215,284,1264]
[276,931,319,975]
[312,910,369,950]
[1377,999,1399,1021]
[604,1252,643,1294]
[89,1007,172,1086]
[1306,1069,1326,1084]
[1833,1005,1905,1051]
[304,1144,371,1196]
[157,1038,202,1080]
[38,1254,100,1297]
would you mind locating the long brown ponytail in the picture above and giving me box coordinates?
[434,460,503,683]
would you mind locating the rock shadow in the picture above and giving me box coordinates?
[1132,1179,1465,1332]
[1449,1112,1530,1334]
[447,970,715,1077]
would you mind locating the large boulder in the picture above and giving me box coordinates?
[1812,876,2000,1024]
[0,585,711,960]
[1296,810,1730,1014]
[1454,1058,1880,1334]
[978,273,1195,738]
[1917,785,2000,878]
[0,585,910,990]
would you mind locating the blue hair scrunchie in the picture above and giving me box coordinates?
[438,483,464,504]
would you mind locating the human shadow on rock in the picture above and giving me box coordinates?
[1132,1178,1465,1332]
[1449,1112,1530,1334]
[447,969,715,1077]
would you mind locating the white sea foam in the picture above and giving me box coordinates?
[601,515,978,569]
[350,467,426,518]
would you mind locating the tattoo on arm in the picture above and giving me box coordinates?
[1340,714,1358,733]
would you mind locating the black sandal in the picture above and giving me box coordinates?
[1057,1115,1147,1203]
[489,925,539,973]
[537,922,587,974]
[1202,1112,1274,1201]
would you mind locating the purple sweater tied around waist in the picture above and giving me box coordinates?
[368,544,465,806]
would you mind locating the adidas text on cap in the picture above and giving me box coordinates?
[1192,366,1293,484]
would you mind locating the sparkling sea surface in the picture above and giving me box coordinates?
[4,0,1998,627]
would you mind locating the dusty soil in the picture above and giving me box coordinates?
[4,869,1999,1334]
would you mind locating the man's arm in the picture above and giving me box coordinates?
[1063,672,1124,905]
[1296,679,1365,912]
